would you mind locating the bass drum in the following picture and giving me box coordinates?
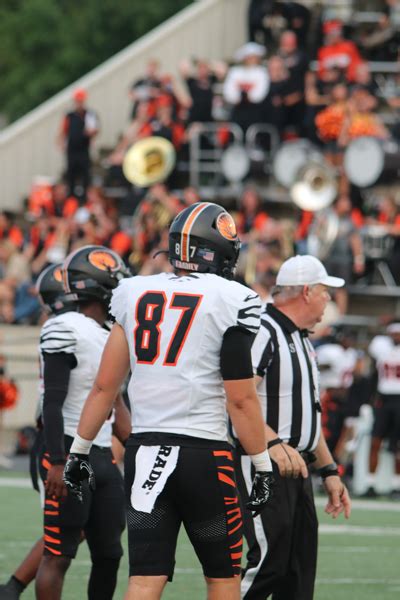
[272,139,324,188]
[344,136,400,187]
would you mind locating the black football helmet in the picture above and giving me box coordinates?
[62,245,130,305]
[36,263,75,314]
[168,202,241,279]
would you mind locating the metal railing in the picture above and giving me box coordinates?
[188,122,280,189]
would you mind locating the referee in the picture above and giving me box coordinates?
[235,255,352,600]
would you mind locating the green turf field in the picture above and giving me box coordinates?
[1,476,400,599]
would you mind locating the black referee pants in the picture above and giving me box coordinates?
[236,454,318,600]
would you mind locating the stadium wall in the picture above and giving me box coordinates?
[0,0,248,211]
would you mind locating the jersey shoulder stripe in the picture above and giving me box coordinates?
[40,317,77,355]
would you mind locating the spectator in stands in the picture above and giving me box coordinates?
[277,29,309,134]
[105,99,151,186]
[128,59,161,119]
[57,88,99,203]
[319,194,365,313]
[303,69,333,143]
[358,0,400,62]
[317,20,363,83]
[262,55,289,135]
[141,102,186,151]
[236,185,269,241]
[179,58,225,124]
[0,240,36,323]
[181,186,200,207]
[338,87,390,148]
[315,82,349,166]
[223,42,269,133]
[0,211,24,249]
[367,194,400,284]
[27,177,54,220]
[350,62,379,100]
[52,183,79,219]
[24,216,69,277]
[248,0,274,45]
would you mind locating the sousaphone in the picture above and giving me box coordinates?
[122,136,176,187]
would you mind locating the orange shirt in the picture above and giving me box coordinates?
[0,225,24,249]
[318,41,363,82]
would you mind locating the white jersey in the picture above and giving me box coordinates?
[369,335,400,395]
[316,343,358,390]
[110,272,261,441]
[39,311,112,447]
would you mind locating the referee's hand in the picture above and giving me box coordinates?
[246,471,275,517]
[63,453,95,502]
[324,476,351,519]
[269,443,308,478]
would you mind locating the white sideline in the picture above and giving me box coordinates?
[314,496,400,512]
[0,477,31,488]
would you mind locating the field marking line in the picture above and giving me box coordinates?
[315,497,400,512]
[319,524,400,535]
[317,578,400,585]
[0,477,31,488]
[319,545,394,552]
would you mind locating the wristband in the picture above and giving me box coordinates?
[250,449,272,472]
[319,462,339,480]
[267,438,283,449]
[70,434,93,455]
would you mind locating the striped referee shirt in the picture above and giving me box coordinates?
[252,303,321,452]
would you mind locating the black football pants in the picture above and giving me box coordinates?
[236,454,318,600]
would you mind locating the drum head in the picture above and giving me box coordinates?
[221,144,250,182]
[344,136,384,187]
[272,139,320,188]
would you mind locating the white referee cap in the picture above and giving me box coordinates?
[276,255,345,288]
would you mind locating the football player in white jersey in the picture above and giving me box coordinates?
[367,322,400,495]
[0,264,77,600]
[35,247,131,600]
[64,202,274,600]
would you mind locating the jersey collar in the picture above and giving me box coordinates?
[265,303,309,337]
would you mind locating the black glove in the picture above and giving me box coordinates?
[63,453,95,502]
[246,471,274,517]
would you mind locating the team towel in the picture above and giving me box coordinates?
[131,445,180,513]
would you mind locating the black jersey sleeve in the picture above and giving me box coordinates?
[220,326,255,381]
[42,352,77,464]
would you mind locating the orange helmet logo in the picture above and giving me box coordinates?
[53,267,63,283]
[216,212,237,241]
[88,250,118,271]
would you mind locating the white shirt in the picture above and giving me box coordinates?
[223,65,270,104]
[111,272,261,441]
[369,335,400,395]
[40,311,112,447]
